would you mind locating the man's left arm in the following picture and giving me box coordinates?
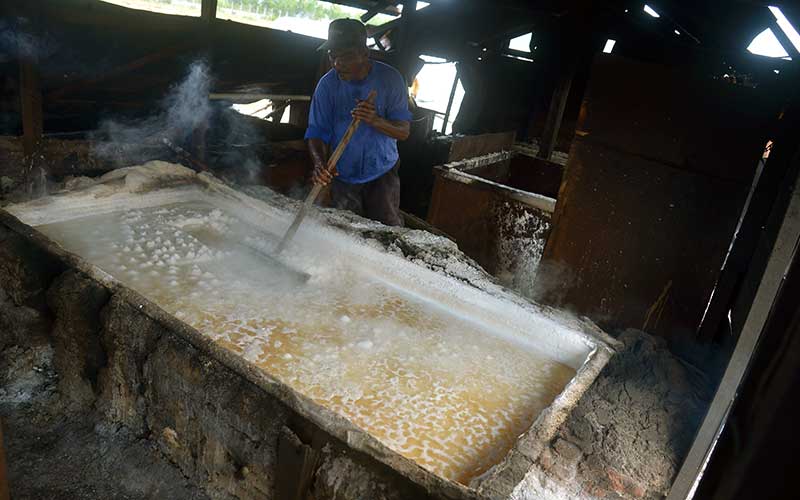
[351,72,411,141]
[351,100,410,141]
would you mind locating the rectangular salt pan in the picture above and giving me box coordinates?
[17,185,602,486]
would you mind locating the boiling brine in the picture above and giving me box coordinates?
[38,202,575,483]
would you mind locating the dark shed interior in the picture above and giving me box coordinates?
[1,1,799,499]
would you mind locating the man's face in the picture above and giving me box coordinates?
[328,47,369,81]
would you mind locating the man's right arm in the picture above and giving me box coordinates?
[308,138,333,186]
[304,76,336,186]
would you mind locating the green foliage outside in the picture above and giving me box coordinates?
[217,0,391,24]
[132,0,393,26]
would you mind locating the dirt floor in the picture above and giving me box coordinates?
[514,329,714,499]
[1,343,208,500]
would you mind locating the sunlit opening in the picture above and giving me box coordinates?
[509,32,533,52]
[98,0,200,16]
[603,39,616,53]
[643,5,661,18]
[412,55,465,134]
[747,28,791,59]
[232,99,290,123]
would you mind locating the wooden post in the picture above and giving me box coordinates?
[195,0,214,164]
[441,66,460,134]
[275,427,321,500]
[19,59,43,159]
[398,1,418,85]
[538,67,573,160]
[17,0,44,162]
[201,0,217,21]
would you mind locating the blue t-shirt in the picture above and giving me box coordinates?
[304,61,412,184]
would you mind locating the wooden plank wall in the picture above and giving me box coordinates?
[535,54,783,341]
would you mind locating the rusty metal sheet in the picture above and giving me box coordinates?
[428,171,497,272]
[428,163,553,294]
[447,131,516,162]
[508,156,564,199]
[536,56,782,340]
[538,141,749,339]
[399,131,515,219]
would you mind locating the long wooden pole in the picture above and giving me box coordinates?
[275,90,377,254]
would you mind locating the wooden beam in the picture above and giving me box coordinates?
[770,19,800,57]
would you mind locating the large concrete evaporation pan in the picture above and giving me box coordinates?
[4,162,615,498]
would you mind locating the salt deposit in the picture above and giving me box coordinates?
[37,201,576,484]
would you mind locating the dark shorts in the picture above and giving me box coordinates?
[330,163,404,227]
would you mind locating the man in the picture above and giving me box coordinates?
[305,18,412,227]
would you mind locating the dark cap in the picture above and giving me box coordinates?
[317,18,368,51]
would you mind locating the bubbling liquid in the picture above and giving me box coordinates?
[38,202,575,484]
